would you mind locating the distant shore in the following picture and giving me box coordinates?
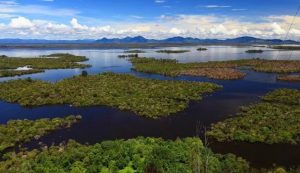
[0,43,296,49]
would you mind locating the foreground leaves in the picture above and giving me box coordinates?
[0,72,221,118]
[0,137,249,173]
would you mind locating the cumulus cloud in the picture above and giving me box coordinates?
[9,16,33,28]
[0,15,299,40]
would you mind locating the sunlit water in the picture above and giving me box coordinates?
[0,46,299,168]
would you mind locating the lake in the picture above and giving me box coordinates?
[0,45,299,168]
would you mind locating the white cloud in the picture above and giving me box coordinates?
[155,0,165,3]
[272,22,286,35]
[9,16,33,29]
[169,27,182,35]
[203,5,231,8]
[0,15,299,40]
[70,18,88,30]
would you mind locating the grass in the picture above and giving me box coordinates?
[245,50,263,53]
[277,74,300,82]
[0,72,220,118]
[0,53,90,77]
[0,137,250,173]
[0,115,81,152]
[130,57,300,80]
[207,89,300,144]
[156,50,190,54]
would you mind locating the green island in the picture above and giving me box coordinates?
[118,54,139,58]
[0,69,44,77]
[0,53,90,77]
[207,89,300,144]
[245,50,264,53]
[129,57,300,79]
[0,72,220,118]
[0,137,250,173]
[124,50,146,53]
[197,47,208,51]
[0,115,81,152]
[156,50,190,54]
[277,74,300,82]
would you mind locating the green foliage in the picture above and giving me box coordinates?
[208,89,300,144]
[245,50,263,53]
[0,137,250,173]
[81,70,88,77]
[0,53,90,77]
[0,72,220,118]
[130,57,300,79]
[0,115,81,152]
[156,50,190,54]
[0,69,44,77]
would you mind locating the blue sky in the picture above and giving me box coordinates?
[0,0,300,39]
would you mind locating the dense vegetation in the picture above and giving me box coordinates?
[197,48,208,51]
[0,72,220,118]
[0,53,90,77]
[0,115,81,152]
[156,50,190,53]
[0,137,251,173]
[277,74,300,82]
[0,69,44,77]
[130,57,300,80]
[124,50,146,53]
[181,68,246,80]
[245,50,263,53]
[207,89,300,144]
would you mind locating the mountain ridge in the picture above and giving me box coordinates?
[0,36,298,44]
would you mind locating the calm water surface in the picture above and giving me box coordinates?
[0,46,299,168]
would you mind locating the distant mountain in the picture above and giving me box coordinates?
[0,36,298,44]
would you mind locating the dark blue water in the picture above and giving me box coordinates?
[0,46,299,168]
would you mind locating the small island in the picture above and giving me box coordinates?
[129,57,300,79]
[207,89,300,144]
[156,50,190,54]
[0,72,221,118]
[118,54,139,58]
[245,50,263,53]
[277,74,300,82]
[0,53,90,77]
[0,115,81,152]
[197,47,208,51]
[124,50,146,53]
